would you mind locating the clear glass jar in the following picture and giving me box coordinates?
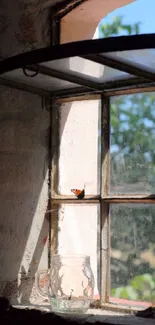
[36,255,94,314]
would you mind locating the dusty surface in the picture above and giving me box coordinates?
[0,86,49,304]
[0,0,52,304]
[12,304,155,325]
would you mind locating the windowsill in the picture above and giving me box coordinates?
[91,298,151,315]
[13,303,155,325]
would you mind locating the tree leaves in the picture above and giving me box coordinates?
[100,16,141,38]
[100,16,155,301]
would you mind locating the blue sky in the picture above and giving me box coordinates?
[99,0,155,36]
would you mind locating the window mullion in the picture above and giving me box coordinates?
[51,100,60,198]
[50,203,58,258]
[100,96,110,303]
[100,202,110,303]
[101,96,110,197]
[101,196,155,203]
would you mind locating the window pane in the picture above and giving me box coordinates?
[2,69,81,91]
[110,204,155,303]
[104,49,155,73]
[42,57,104,79]
[110,92,155,194]
[42,57,134,83]
[57,204,100,299]
[57,99,100,195]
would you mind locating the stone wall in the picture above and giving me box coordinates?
[0,0,51,304]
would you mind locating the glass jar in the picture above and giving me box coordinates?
[36,255,94,314]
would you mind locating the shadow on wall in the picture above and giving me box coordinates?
[55,99,101,297]
[0,85,50,304]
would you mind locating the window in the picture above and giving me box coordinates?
[51,91,155,309]
[110,92,155,307]
[1,30,155,310]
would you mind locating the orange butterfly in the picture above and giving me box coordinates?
[71,185,85,199]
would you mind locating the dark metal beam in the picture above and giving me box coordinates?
[27,64,101,90]
[51,86,99,98]
[1,33,155,97]
[50,77,154,99]
[82,53,155,82]
[1,34,155,75]
[51,0,86,20]
[0,77,51,97]
[1,73,153,99]
[50,18,60,46]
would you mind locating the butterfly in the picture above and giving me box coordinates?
[71,185,85,199]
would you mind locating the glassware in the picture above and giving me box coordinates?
[36,254,94,314]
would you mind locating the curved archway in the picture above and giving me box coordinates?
[60,0,135,43]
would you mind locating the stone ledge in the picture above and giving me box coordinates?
[12,304,155,325]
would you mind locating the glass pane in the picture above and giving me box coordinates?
[57,204,100,299]
[41,57,104,79]
[58,99,100,195]
[1,69,80,91]
[41,57,134,83]
[110,92,155,194]
[110,204,155,303]
[105,49,155,73]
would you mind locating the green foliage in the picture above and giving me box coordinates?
[112,274,155,301]
[100,16,140,37]
[100,16,155,302]
[110,93,155,190]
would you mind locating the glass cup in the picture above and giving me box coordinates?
[36,254,94,314]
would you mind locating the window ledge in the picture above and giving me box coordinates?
[13,304,155,325]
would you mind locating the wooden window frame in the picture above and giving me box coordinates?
[50,89,155,312]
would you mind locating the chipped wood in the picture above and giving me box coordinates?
[101,194,155,203]
[51,101,60,198]
[55,93,101,103]
[51,198,100,204]
[50,203,58,257]
[101,96,110,197]
[100,203,110,303]
[104,85,155,97]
